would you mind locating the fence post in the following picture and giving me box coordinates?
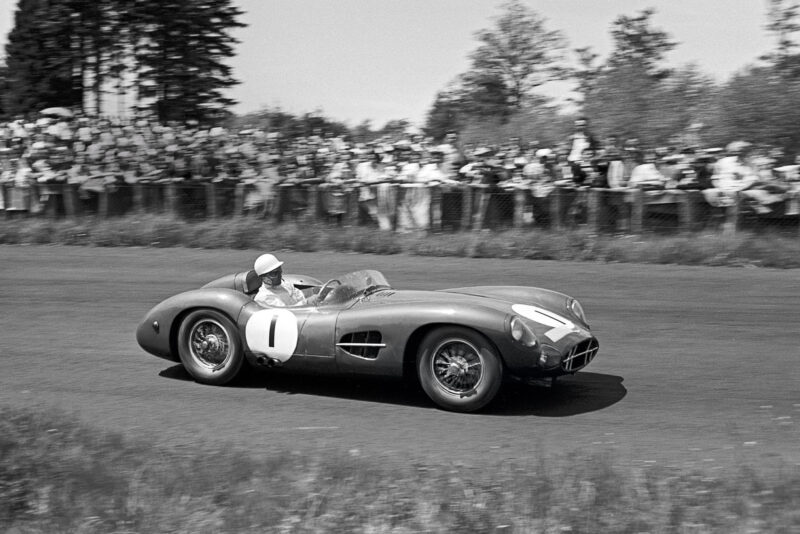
[629,188,644,234]
[305,185,319,223]
[513,188,526,228]
[344,188,359,227]
[676,190,693,233]
[204,182,217,219]
[393,185,406,231]
[165,183,179,216]
[42,187,58,218]
[63,183,79,218]
[132,183,145,213]
[98,188,109,219]
[273,184,287,223]
[587,188,602,232]
[429,184,442,232]
[472,187,490,231]
[723,192,741,235]
[549,186,563,230]
[460,185,472,231]
[234,182,246,217]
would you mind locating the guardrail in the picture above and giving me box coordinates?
[2,181,799,235]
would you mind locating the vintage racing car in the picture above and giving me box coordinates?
[136,269,599,412]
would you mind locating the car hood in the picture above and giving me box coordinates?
[441,286,572,311]
[360,286,584,326]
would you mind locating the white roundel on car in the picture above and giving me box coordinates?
[511,304,576,343]
[245,308,298,362]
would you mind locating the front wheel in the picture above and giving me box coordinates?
[178,309,244,385]
[417,326,503,412]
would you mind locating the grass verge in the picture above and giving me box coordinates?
[1,214,800,268]
[1,406,798,533]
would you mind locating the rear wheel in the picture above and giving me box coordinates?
[417,326,503,412]
[178,309,244,385]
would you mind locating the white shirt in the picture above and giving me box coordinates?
[628,163,665,189]
[713,156,759,192]
[254,280,306,307]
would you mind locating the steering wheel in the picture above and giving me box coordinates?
[316,279,341,302]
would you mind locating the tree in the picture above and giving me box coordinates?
[462,0,567,113]
[4,0,245,122]
[4,0,78,115]
[579,8,697,146]
[571,46,603,105]
[764,0,800,76]
[425,87,466,140]
[133,0,246,123]
[607,8,676,80]
[0,60,9,119]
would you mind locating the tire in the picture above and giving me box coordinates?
[177,309,244,386]
[417,326,503,412]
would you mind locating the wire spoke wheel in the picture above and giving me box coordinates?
[418,326,502,412]
[432,339,483,394]
[178,309,244,386]
[189,319,232,370]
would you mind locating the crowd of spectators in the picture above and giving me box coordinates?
[1,114,799,230]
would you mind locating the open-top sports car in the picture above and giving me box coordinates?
[136,269,599,412]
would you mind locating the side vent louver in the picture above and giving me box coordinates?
[337,331,384,359]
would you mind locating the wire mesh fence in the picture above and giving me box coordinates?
[2,181,799,236]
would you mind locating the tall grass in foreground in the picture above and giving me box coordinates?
[1,214,800,268]
[1,407,798,533]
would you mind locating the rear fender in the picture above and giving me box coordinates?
[136,288,253,360]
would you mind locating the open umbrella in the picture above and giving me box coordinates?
[40,107,74,118]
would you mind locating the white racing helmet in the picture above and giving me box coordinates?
[254,254,284,276]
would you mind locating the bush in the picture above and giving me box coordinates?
[1,215,800,268]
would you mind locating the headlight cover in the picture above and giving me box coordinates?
[567,297,587,324]
[509,315,538,347]
[538,344,562,368]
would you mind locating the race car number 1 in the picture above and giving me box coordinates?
[511,304,577,343]
[245,309,299,362]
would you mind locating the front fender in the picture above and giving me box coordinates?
[136,288,253,360]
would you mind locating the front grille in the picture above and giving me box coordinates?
[562,338,599,372]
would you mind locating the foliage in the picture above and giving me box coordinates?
[584,63,717,147]
[132,0,246,123]
[606,8,676,80]
[1,405,799,533]
[764,0,800,76]
[4,0,80,115]
[467,0,567,111]
[2,215,800,269]
[2,0,245,122]
[424,0,568,138]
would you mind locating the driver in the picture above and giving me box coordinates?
[253,253,308,307]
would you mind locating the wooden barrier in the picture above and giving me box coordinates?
[429,185,442,232]
[21,179,783,237]
[234,183,246,218]
[204,183,218,219]
[513,189,527,228]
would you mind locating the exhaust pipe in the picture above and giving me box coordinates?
[256,356,280,367]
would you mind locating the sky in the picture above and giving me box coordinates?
[0,1,776,127]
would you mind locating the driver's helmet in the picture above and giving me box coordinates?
[254,254,284,286]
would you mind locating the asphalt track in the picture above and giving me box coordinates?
[1,245,798,470]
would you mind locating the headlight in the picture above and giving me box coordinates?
[567,297,587,324]
[509,316,537,347]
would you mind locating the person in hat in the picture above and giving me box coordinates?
[253,254,308,308]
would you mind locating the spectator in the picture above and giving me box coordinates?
[628,151,667,191]
[565,117,598,185]
[703,141,760,210]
